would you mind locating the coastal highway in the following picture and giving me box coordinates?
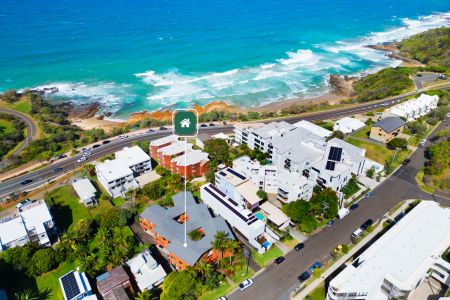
[1,83,450,198]
[0,108,37,167]
[229,120,450,300]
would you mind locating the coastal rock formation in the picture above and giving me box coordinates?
[328,75,357,97]
[366,43,424,67]
[58,102,100,119]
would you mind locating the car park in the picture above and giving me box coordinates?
[361,219,374,230]
[349,203,359,210]
[309,261,322,273]
[326,220,335,227]
[52,167,63,173]
[294,243,305,251]
[297,271,310,283]
[238,279,253,291]
[274,256,285,265]
[20,179,33,185]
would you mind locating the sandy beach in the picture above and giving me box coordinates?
[70,116,124,132]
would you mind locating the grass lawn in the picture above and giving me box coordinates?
[306,283,326,300]
[346,137,392,164]
[36,261,76,300]
[352,126,371,139]
[199,283,232,300]
[0,118,14,134]
[0,97,31,114]
[231,265,255,283]
[112,196,126,207]
[251,246,283,268]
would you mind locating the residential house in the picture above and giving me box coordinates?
[115,146,152,176]
[72,178,97,207]
[0,200,56,251]
[96,266,132,300]
[195,133,212,149]
[126,249,166,292]
[140,192,234,270]
[200,183,270,254]
[388,93,439,121]
[95,159,138,198]
[259,201,290,230]
[327,201,450,300]
[59,269,96,300]
[369,117,405,143]
[333,117,365,134]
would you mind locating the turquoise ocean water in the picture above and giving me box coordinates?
[0,0,449,118]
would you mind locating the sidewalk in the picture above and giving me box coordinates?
[291,200,413,300]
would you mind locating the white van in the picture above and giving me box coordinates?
[351,228,363,238]
[338,208,350,219]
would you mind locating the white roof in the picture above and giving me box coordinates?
[126,250,167,291]
[253,121,295,139]
[0,216,27,245]
[115,146,150,167]
[333,117,365,134]
[236,180,260,205]
[330,201,450,297]
[150,135,178,147]
[234,122,265,130]
[278,169,309,188]
[20,200,53,235]
[72,179,96,200]
[212,132,230,140]
[260,202,289,226]
[216,167,247,186]
[172,150,209,167]
[390,94,439,119]
[96,159,133,182]
[135,170,161,187]
[158,141,192,156]
[293,120,332,138]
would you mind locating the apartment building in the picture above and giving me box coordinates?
[171,149,209,178]
[233,122,265,146]
[215,167,262,211]
[96,159,138,197]
[116,146,152,176]
[200,183,269,254]
[387,93,439,121]
[149,135,179,158]
[249,121,295,152]
[0,200,56,251]
[327,201,450,300]
[156,140,193,169]
[233,155,278,193]
[140,192,234,270]
[277,169,313,203]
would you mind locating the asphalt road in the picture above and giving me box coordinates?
[0,108,37,168]
[1,83,449,198]
[229,120,450,300]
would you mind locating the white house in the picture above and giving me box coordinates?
[126,249,167,291]
[95,159,138,198]
[200,183,270,253]
[115,146,152,176]
[59,269,96,300]
[327,201,450,300]
[388,93,439,121]
[333,117,366,134]
[72,178,97,207]
[0,200,56,251]
[259,201,290,230]
[233,156,278,194]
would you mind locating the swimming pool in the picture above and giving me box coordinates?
[255,212,265,220]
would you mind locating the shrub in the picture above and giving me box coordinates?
[27,248,59,276]
[387,138,408,150]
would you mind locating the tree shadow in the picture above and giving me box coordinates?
[50,203,73,232]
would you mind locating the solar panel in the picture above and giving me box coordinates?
[204,187,248,222]
[60,272,81,300]
[325,161,336,171]
[209,184,226,197]
[328,147,342,161]
[226,168,246,180]
[247,218,259,225]
[219,171,227,177]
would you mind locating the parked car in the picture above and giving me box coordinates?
[209,123,216,127]
[349,203,359,210]
[92,144,101,149]
[402,159,411,165]
[200,124,208,127]
[309,261,322,273]
[238,279,253,291]
[218,297,228,300]
[326,220,335,227]
[77,157,87,163]
[119,134,129,139]
[81,147,88,152]
[102,140,111,145]
[52,167,63,173]
[57,154,67,159]
[159,126,168,131]
[361,219,374,230]
[20,179,33,185]
[146,129,155,133]
[274,256,285,265]
[16,199,32,209]
[394,211,406,222]
[294,243,305,252]
[298,271,310,283]
[83,151,91,157]
[365,191,374,198]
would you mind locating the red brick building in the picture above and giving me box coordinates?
[149,135,179,160]
[171,150,210,178]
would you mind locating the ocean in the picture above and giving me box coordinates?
[0,0,449,119]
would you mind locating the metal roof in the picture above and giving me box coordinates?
[373,117,405,133]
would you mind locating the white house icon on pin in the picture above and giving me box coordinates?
[180,118,191,128]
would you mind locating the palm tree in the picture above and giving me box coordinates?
[14,290,39,300]
[226,239,240,265]
[195,260,213,281]
[211,231,228,263]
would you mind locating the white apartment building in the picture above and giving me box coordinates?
[233,155,278,193]
[200,183,270,254]
[0,200,55,251]
[233,123,265,146]
[327,201,450,300]
[333,117,365,134]
[215,167,261,211]
[277,169,313,203]
[115,146,152,176]
[249,121,295,152]
[96,159,138,197]
[388,93,439,121]
[126,249,167,292]
[293,120,333,139]
[72,178,97,207]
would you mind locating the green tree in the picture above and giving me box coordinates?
[1,90,19,103]
[204,139,230,167]
[388,138,408,150]
[310,188,339,219]
[408,121,427,136]
[2,243,38,270]
[160,270,198,300]
[188,230,203,241]
[142,180,165,200]
[14,289,39,300]
[72,219,94,242]
[211,231,229,261]
[366,167,375,178]
[257,190,268,201]
[27,248,59,276]
[427,140,449,175]
[97,207,128,229]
